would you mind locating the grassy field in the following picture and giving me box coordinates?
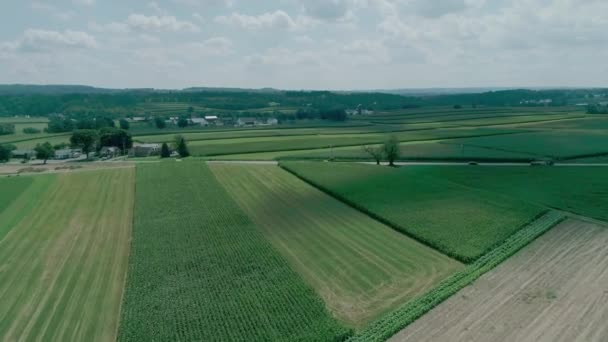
[453,130,608,160]
[277,141,538,162]
[282,162,544,262]
[422,166,608,221]
[0,168,134,342]
[118,161,349,341]
[0,176,33,213]
[185,127,518,157]
[391,219,608,342]
[523,116,608,130]
[210,164,463,327]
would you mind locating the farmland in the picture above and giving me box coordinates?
[452,130,608,160]
[390,219,608,342]
[282,162,545,262]
[210,164,462,327]
[0,168,134,342]
[118,161,349,341]
[1,99,607,342]
[419,165,608,221]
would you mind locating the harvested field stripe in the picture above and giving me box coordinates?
[0,168,135,342]
[210,163,463,327]
[390,219,608,342]
[349,211,565,342]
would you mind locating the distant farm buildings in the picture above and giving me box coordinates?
[132,143,162,157]
[55,149,81,160]
[236,117,278,127]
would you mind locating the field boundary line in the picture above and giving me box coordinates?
[204,130,527,158]
[279,163,468,262]
[348,211,566,342]
[280,162,546,263]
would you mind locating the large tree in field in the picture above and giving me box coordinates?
[119,118,130,130]
[70,129,97,159]
[383,135,400,167]
[0,144,13,162]
[160,143,171,158]
[362,145,384,165]
[99,127,133,153]
[34,142,55,164]
[175,135,190,158]
[154,117,166,129]
[177,116,189,128]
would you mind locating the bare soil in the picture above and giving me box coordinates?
[390,219,608,342]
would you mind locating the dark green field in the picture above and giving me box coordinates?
[420,165,608,221]
[118,161,349,341]
[281,162,544,262]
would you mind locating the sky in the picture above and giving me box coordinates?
[0,0,607,90]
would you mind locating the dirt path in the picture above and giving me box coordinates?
[390,219,608,342]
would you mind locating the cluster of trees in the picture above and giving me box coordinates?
[363,136,401,166]
[296,107,347,121]
[47,115,123,133]
[22,127,41,134]
[70,127,133,159]
[0,144,15,162]
[160,135,190,158]
[587,104,608,114]
[0,123,15,135]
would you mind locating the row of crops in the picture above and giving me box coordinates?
[281,162,545,262]
[350,211,566,342]
[118,161,350,341]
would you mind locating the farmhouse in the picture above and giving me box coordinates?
[99,146,120,158]
[55,149,81,160]
[132,143,162,157]
[11,149,35,159]
[130,117,148,122]
[190,118,208,126]
[237,117,259,127]
[258,118,279,126]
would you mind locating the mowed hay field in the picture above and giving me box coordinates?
[390,219,608,342]
[282,162,544,262]
[210,164,463,327]
[118,161,349,341]
[0,168,134,342]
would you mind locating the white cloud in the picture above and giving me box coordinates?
[171,0,234,7]
[89,21,131,34]
[30,2,76,21]
[4,29,98,52]
[179,37,234,57]
[297,0,355,20]
[126,14,200,32]
[73,0,95,6]
[215,10,299,30]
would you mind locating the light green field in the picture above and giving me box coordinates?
[0,117,48,124]
[282,162,545,262]
[0,168,134,342]
[8,134,71,149]
[210,164,463,327]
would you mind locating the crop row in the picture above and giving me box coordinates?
[281,162,544,262]
[117,161,350,341]
[350,210,566,342]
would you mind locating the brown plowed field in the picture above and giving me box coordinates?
[390,219,608,342]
